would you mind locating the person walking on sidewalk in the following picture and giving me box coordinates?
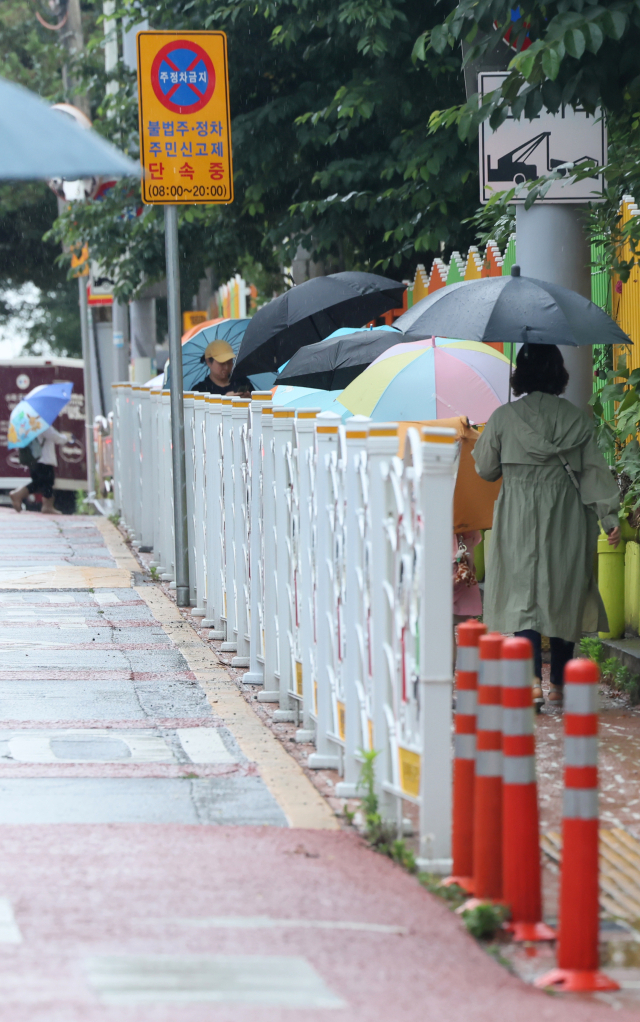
[10,426,70,514]
[473,344,620,709]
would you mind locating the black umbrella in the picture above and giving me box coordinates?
[394,265,631,347]
[276,327,403,390]
[233,271,406,377]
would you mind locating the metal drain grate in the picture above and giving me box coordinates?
[542,828,640,922]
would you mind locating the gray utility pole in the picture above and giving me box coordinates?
[164,205,190,607]
[130,297,157,382]
[78,278,96,496]
[470,50,599,412]
[516,205,593,409]
[58,1,97,489]
[112,299,130,382]
[60,0,91,118]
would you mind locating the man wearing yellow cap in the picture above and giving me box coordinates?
[192,339,253,396]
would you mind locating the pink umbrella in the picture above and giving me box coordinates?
[339,337,512,423]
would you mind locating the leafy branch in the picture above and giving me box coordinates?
[590,353,640,522]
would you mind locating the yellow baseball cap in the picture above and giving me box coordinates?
[204,339,235,363]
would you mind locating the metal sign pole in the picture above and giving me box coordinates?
[164,203,189,606]
[78,276,96,498]
[136,29,233,606]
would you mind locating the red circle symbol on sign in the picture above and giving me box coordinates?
[150,40,216,115]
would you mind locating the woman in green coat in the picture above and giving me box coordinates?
[473,344,620,708]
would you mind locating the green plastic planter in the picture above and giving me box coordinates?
[598,532,626,639]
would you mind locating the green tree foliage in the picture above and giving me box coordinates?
[417,0,640,136]
[0,181,84,357]
[0,0,66,96]
[419,0,640,275]
[0,1,89,356]
[54,0,480,296]
[590,352,640,517]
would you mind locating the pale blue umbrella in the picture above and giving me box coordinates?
[0,77,137,179]
[7,382,73,448]
[271,384,352,421]
[164,319,251,391]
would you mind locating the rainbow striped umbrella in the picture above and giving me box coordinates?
[339,337,511,424]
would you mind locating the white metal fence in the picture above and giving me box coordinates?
[112,382,459,871]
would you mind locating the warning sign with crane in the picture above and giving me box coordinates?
[479,72,606,204]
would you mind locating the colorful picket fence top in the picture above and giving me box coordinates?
[406,235,517,308]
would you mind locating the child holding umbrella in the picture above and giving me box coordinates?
[10,424,71,514]
[7,381,77,514]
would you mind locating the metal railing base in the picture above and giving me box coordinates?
[295,729,315,743]
[308,753,340,770]
[335,782,359,797]
[415,857,453,876]
[257,690,280,703]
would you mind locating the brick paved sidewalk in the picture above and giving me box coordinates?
[0,507,637,1020]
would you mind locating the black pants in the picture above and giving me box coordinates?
[27,463,55,499]
[514,629,574,688]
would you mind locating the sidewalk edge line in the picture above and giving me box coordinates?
[134,584,339,832]
[93,517,140,572]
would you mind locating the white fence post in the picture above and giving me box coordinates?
[183,394,197,606]
[131,387,142,546]
[335,418,370,797]
[293,410,319,742]
[366,423,399,817]
[149,389,163,567]
[230,397,251,667]
[138,387,154,552]
[271,407,297,722]
[220,396,237,650]
[117,383,128,527]
[308,415,341,770]
[240,404,252,663]
[119,383,133,534]
[161,388,174,584]
[203,395,224,635]
[244,392,273,685]
[191,394,207,616]
[130,387,143,545]
[111,384,123,515]
[160,389,175,582]
[417,426,459,874]
[257,404,279,703]
[373,426,427,834]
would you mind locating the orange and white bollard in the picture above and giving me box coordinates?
[501,637,555,941]
[472,632,504,900]
[446,619,486,891]
[536,658,619,992]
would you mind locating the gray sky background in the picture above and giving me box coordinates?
[0,285,42,359]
